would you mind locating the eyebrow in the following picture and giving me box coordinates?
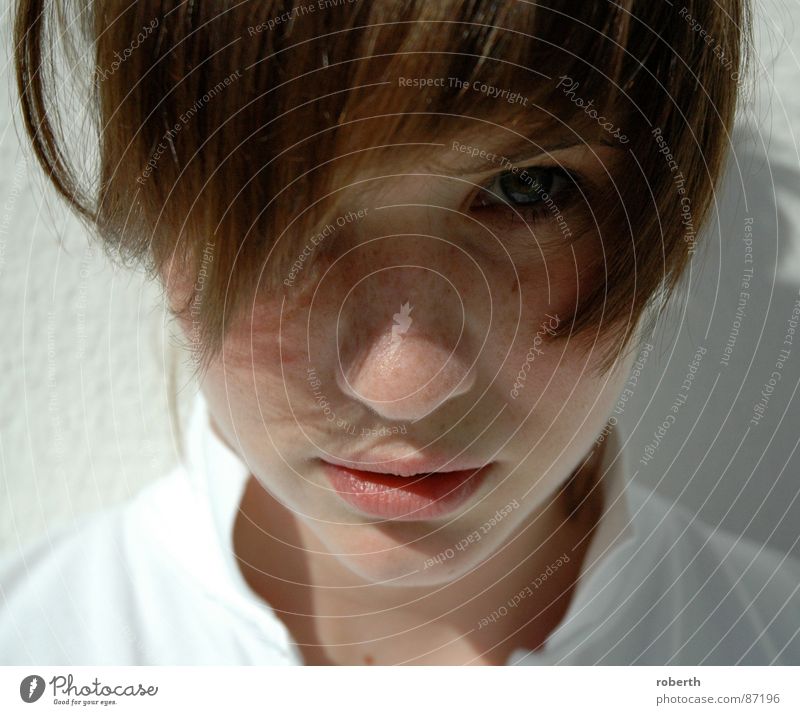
[435,134,618,175]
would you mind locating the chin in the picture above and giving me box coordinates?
[309,521,500,587]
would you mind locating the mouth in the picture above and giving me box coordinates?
[318,458,493,521]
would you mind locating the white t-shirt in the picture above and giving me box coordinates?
[1,393,798,665]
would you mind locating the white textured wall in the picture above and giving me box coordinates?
[1,1,799,558]
[620,0,800,557]
[0,6,194,550]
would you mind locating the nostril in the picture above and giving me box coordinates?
[336,333,475,421]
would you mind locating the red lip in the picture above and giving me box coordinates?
[321,454,486,477]
[319,460,492,521]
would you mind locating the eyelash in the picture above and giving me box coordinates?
[469,166,586,228]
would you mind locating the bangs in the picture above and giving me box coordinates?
[15,0,746,371]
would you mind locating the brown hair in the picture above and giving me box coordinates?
[14,0,748,376]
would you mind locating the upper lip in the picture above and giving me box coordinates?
[319,454,491,477]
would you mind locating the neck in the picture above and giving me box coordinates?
[232,448,605,665]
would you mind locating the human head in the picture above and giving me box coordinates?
[15,0,747,584]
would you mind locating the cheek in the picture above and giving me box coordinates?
[220,289,313,371]
[498,258,617,423]
[501,325,627,451]
[198,295,350,466]
[504,236,594,323]
[199,320,304,447]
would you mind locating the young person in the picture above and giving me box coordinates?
[3,0,798,665]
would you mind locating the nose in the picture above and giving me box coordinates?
[336,309,476,422]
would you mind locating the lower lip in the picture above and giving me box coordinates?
[320,461,492,521]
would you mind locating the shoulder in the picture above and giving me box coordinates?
[611,483,800,665]
[0,468,293,665]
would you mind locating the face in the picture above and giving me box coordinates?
[169,130,640,586]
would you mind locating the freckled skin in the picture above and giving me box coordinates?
[163,152,644,662]
[178,166,638,589]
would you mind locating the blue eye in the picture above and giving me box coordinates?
[474,166,573,209]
